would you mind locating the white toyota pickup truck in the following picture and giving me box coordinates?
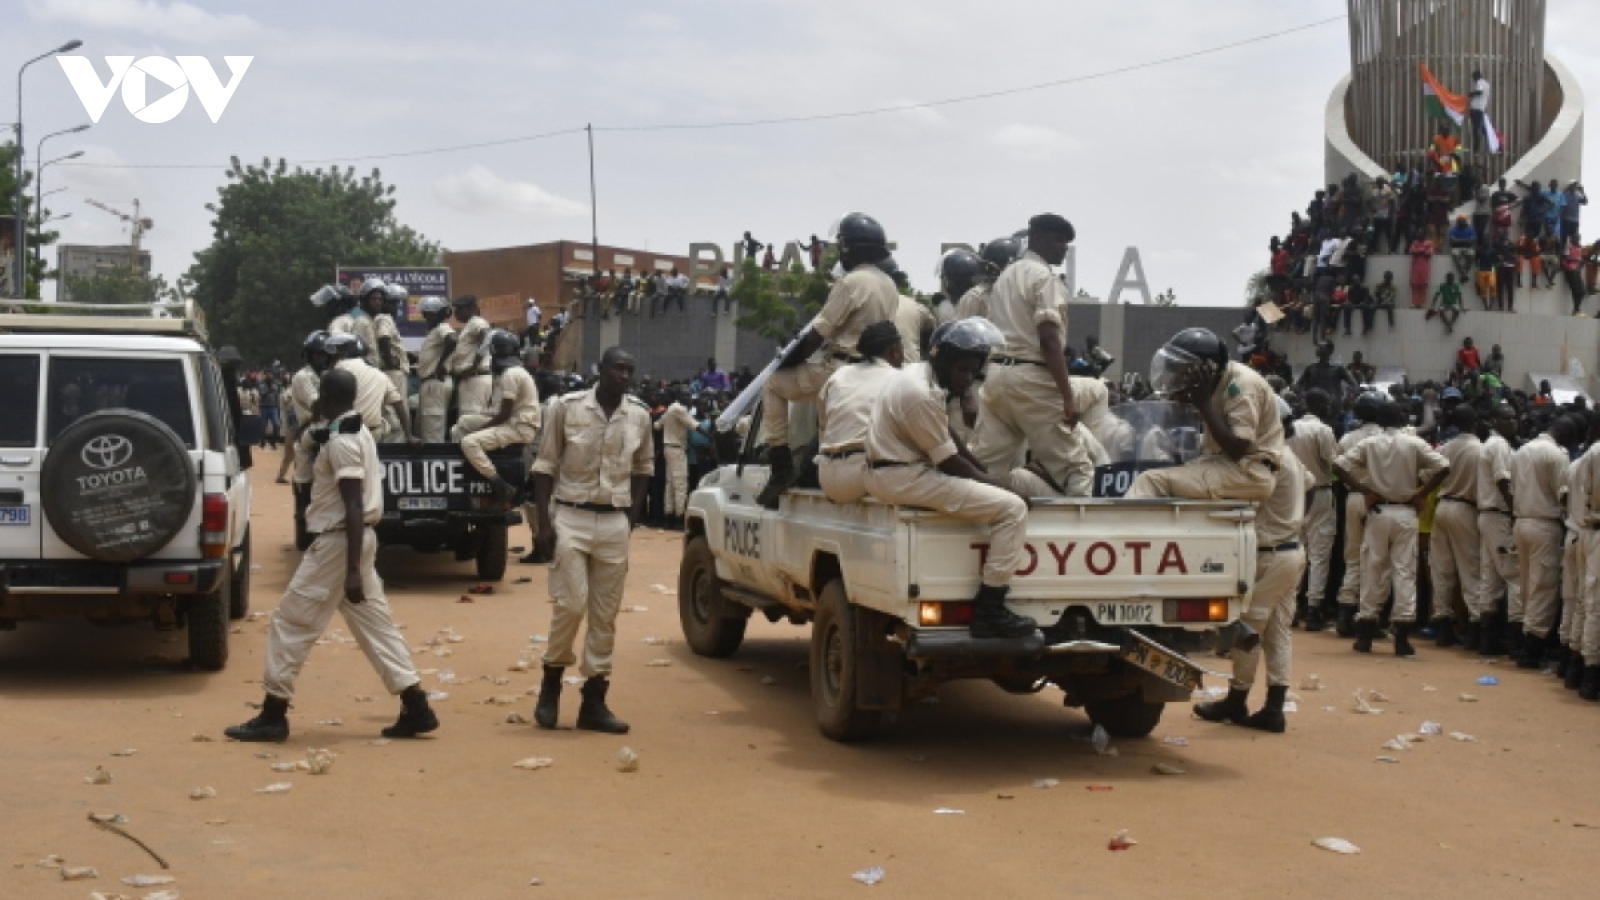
[678,404,1254,741]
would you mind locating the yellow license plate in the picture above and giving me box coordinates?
[1120,633,1204,691]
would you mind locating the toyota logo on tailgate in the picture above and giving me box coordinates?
[82,435,134,470]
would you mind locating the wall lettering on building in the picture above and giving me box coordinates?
[1109,247,1152,305]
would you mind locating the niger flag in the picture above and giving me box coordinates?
[1420,63,1501,153]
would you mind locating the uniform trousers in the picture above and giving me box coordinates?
[865,464,1026,588]
[1125,454,1276,504]
[663,444,689,516]
[1232,548,1305,690]
[380,370,409,443]
[263,528,417,701]
[1359,504,1419,623]
[452,415,537,480]
[1336,493,1367,608]
[969,364,1094,496]
[1479,510,1520,617]
[418,376,453,443]
[1581,530,1600,664]
[456,373,493,417]
[762,358,841,447]
[543,505,631,678]
[1514,517,1563,637]
[818,454,869,505]
[1561,532,1585,650]
[1303,487,1336,605]
[1430,498,1485,621]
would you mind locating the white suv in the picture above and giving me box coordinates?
[0,301,251,669]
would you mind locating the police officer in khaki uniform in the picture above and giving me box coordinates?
[654,388,698,528]
[376,283,413,420]
[936,248,983,326]
[414,297,456,443]
[1126,328,1284,503]
[757,213,899,508]
[956,237,1022,320]
[1287,389,1338,630]
[1476,403,1519,655]
[224,368,438,742]
[1560,440,1588,687]
[816,322,903,504]
[313,283,358,335]
[1333,392,1386,635]
[1571,422,1600,698]
[277,330,329,485]
[864,319,1037,640]
[1334,400,1449,657]
[324,333,417,444]
[354,277,385,370]
[452,329,541,501]
[530,347,653,734]
[1509,416,1579,669]
[1430,406,1486,648]
[449,295,495,417]
[969,215,1094,495]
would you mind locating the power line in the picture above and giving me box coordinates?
[54,15,1343,170]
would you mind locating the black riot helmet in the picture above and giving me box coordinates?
[937,248,983,300]
[977,236,1023,277]
[1353,390,1387,424]
[418,296,451,326]
[487,329,522,371]
[323,331,366,361]
[303,329,331,371]
[1149,328,1229,396]
[830,212,889,269]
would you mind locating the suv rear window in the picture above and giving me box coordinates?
[0,355,41,447]
[47,357,196,448]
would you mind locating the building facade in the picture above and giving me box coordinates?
[55,244,153,302]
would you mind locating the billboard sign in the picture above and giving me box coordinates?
[335,265,449,349]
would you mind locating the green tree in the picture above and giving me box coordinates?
[62,269,180,305]
[186,157,440,364]
[0,141,57,299]
[1154,288,1178,307]
[730,252,835,343]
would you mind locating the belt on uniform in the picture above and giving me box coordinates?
[1259,542,1301,554]
[1519,516,1563,524]
[556,500,629,514]
[1440,495,1476,507]
[306,523,378,539]
[1481,507,1512,516]
[868,459,914,470]
[989,356,1046,367]
[822,448,864,460]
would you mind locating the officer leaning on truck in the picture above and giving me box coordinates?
[415,296,458,443]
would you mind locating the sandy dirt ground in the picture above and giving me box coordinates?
[4,458,1600,900]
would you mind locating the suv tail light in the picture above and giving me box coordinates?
[202,493,229,559]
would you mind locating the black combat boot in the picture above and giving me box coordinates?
[1580,666,1600,702]
[1393,621,1416,658]
[382,684,440,738]
[1504,622,1526,660]
[576,677,631,734]
[1556,647,1574,680]
[1565,651,1586,690]
[1462,620,1483,654]
[756,446,796,510]
[1479,615,1504,656]
[224,695,290,743]
[534,666,564,729]
[1433,617,1459,648]
[1516,630,1544,670]
[1292,597,1308,629]
[1352,618,1376,653]
[1335,605,1358,638]
[1304,605,1328,633]
[1194,686,1251,725]
[969,585,1037,640]
[1242,684,1289,733]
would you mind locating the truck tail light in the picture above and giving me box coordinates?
[1164,599,1231,623]
[202,493,228,559]
[917,602,975,627]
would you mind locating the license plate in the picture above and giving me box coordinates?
[1120,631,1204,691]
[0,505,31,525]
[398,497,448,511]
[1095,602,1157,625]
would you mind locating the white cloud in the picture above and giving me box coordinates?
[992,124,1081,161]
[630,12,681,32]
[433,166,588,219]
[30,0,264,42]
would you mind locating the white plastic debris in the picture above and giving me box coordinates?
[1282,701,1299,713]
[1193,686,1227,701]
[1420,721,1443,736]
[90,892,133,900]
[436,669,458,684]
[615,747,640,773]
[315,718,343,726]
[36,854,64,869]
[648,584,675,594]
[1368,689,1391,703]
[932,808,965,815]
[1381,738,1412,752]
[1300,674,1324,691]
[1376,755,1400,763]
[189,786,216,800]
[643,636,669,645]
[254,782,293,794]
[110,748,138,757]
[1031,778,1060,789]
[85,766,113,785]
[1109,829,1138,851]
[527,634,548,643]
[561,676,583,686]
[425,691,449,701]
[144,891,181,900]
[1459,693,1479,702]
[254,751,277,759]
[1421,684,1439,692]
[1091,725,1118,756]
[305,748,336,775]
[1312,837,1361,855]
[60,865,98,880]
[1450,732,1478,742]
[1152,763,1187,776]
[620,605,649,613]
[513,757,555,770]
[1160,736,1190,747]
[851,866,886,886]
[123,875,176,887]
[1352,689,1383,715]
[508,659,532,672]
[505,712,530,725]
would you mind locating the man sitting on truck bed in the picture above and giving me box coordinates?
[323,332,419,445]
[452,328,541,502]
[863,318,1039,640]
[1126,327,1284,504]
[815,321,904,504]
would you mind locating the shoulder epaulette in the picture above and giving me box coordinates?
[626,395,648,409]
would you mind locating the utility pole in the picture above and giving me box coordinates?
[587,122,599,315]
[13,39,82,298]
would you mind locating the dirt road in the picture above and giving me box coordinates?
[4,466,1600,899]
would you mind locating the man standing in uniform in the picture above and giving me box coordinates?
[1509,416,1579,669]
[315,284,358,336]
[756,213,899,509]
[530,347,653,734]
[354,277,385,370]
[970,214,1094,496]
[1477,402,1520,655]
[324,333,417,445]
[1572,418,1600,699]
[376,284,413,435]
[892,287,936,364]
[278,330,329,485]
[863,319,1036,639]
[957,237,1022,320]
[936,248,983,324]
[224,368,438,742]
[414,297,456,443]
[654,388,698,530]
[452,329,541,503]
[1288,389,1339,630]
[1126,328,1283,503]
[449,295,495,418]
[816,322,904,504]
[1430,406,1486,648]
[1335,400,1450,657]
[1333,392,1387,635]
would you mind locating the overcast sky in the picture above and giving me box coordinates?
[8,0,1600,307]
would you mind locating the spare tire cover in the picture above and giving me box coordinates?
[41,409,197,563]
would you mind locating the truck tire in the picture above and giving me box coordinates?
[228,529,251,620]
[678,536,747,658]
[810,579,881,742]
[1085,689,1165,739]
[475,524,508,581]
[186,580,231,671]
[41,410,195,562]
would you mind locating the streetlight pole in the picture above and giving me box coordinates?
[33,150,82,273]
[12,38,82,299]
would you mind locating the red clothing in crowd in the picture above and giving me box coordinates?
[1458,346,1482,371]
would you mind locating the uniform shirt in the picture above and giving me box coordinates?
[1435,432,1482,502]
[490,365,542,429]
[817,359,898,456]
[987,250,1067,361]
[893,295,936,364]
[1478,433,1515,513]
[328,313,355,335]
[448,315,492,377]
[352,313,380,368]
[809,266,899,357]
[304,413,385,533]
[1339,421,1382,453]
[1258,450,1309,546]
[1287,413,1337,486]
[1565,457,1583,531]
[238,387,260,416]
[1573,442,1600,527]
[373,313,410,373]
[418,322,455,380]
[1336,429,1448,504]
[290,366,320,427]
[1510,433,1568,521]
[336,358,402,434]
[1200,362,1284,465]
[954,283,991,320]
[864,362,956,467]
[655,401,698,447]
[532,388,654,509]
